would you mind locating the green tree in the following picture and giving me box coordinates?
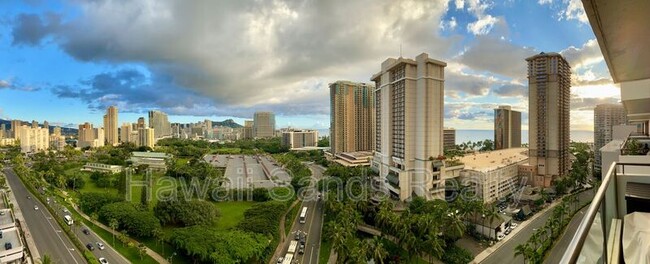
[38,254,55,264]
[109,218,119,245]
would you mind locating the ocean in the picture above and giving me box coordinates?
[317,129,594,144]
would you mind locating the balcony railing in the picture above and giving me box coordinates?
[560,162,650,263]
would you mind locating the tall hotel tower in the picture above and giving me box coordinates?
[494,105,522,149]
[329,81,375,155]
[526,52,571,187]
[371,53,446,201]
[103,106,119,146]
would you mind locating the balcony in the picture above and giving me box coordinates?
[560,161,650,263]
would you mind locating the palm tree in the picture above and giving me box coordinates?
[423,233,445,262]
[38,254,55,264]
[514,244,528,262]
[108,218,118,245]
[367,237,388,264]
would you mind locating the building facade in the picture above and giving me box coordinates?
[329,80,375,155]
[253,112,275,138]
[444,128,456,150]
[16,125,49,153]
[371,53,447,200]
[148,110,171,139]
[137,127,155,148]
[526,52,571,187]
[10,120,22,138]
[494,105,522,150]
[103,106,119,146]
[594,104,627,173]
[243,120,254,139]
[458,148,529,204]
[281,129,319,149]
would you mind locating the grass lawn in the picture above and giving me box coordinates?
[284,202,300,236]
[213,201,254,230]
[319,236,332,264]
[175,158,190,166]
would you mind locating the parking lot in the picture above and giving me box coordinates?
[204,154,291,189]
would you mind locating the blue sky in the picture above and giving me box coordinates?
[0,0,620,130]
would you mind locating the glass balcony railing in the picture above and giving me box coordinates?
[560,162,650,263]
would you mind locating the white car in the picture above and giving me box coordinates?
[33,205,38,210]
[511,223,518,229]
[497,234,505,241]
[96,242,105,250]
[99,257,108,264]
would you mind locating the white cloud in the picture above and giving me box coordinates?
[538,0,553,5]
[563,0,588,24]
[440,17,458,31]
[467,14,498,35]
[12,0,454,116]
[455,0,465,9]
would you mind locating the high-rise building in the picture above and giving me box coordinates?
[77,123,105,148]
[0,124,5,139]
[53,126,62,137]
[371,53,447,200]
[16,125,49,153]
[494,105,522,150]
[103,106,119,146]
[120,123,134,144]
[148,110,171,139]
[253,112,275,138]
[526,52,571,187]
[329,81,375,155]
[281,129,319,149]
[594,104,627,173]
[43,121,49,131]
[243,120,254,139]
[31,120,38,128]
[137,117,146,129]
[10,120,22,138]
[443,128,456,150]
[137,127,155,148]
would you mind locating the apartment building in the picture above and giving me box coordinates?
[594,104,627,173]
[148,110,171,139]
[526,52,571,187]
[243,120,254,139]
[371,53,447,201]
[494,105,522,150]
[77,123,104,148]
[329,80,375,155]
[444,128,456,150]
[281,129,319,149]
[16,125,49,153]
[103,106,119,146]
[253,112,275,138]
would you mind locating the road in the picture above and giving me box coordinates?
[48,201,130,264]
[543,204,589,263]
[480,190,594,264]
[3,168,87,264]
[276,163,326,264]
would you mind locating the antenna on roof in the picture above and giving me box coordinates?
[399,43,403,58]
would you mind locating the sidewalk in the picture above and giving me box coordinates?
[69,202,170,264]
[471,199,564,263]
[2,170,39,264]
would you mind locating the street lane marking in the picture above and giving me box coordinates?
[38,203,81,264]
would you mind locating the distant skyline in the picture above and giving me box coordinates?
[0,0,620,130]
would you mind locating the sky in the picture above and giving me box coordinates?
[0,0,621,131]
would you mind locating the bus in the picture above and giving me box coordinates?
[282,253,293,264]
[299,207,308,224]
[287,240,298,254]
[63,215,73,226]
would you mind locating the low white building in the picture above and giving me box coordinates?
[82,163,124,174]
[458,148,528,204]
[128,152,172,170]
[334,151,373,167]
[0,209,24,263]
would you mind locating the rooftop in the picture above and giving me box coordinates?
[459,148,528,172]
[0,210,14,230]
[131,152,171,159]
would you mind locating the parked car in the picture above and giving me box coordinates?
[99,258,109,264]
[96,242,105,250]
[504,228,511,235]
[299,244,305,254]
[497,234,505,241]
[511,223,518,229]
[86,243,94,251]
[4,242,11,250]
